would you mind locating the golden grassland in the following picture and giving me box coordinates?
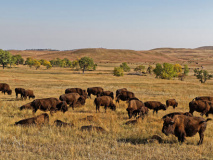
[0,64,213,160]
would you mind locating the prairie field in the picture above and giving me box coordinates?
[1,64,213,160]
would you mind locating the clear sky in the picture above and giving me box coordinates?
[0,0,213,50]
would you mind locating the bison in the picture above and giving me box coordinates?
[54,120,74,127]
[100,91,114,99]
[116,90,135,103]
[94,96,116,112]
[162,114,211,145]
[144,101,167,114]
[116,88,127,98]
[24,89,35,100]
[192,96,213,101]
[126,99,148,119]
[15,113,49,126]
[31,98,68,115]
[59,93,85,110]
[87,87,104,98]
[189,100,211,116]
[166,99,178,109]
[0,83,12,95]
[19,102,33,110]
[15,88,25,99]
[65,88,87,99]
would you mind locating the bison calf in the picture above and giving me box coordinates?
[144,101,167,114]
[166,99,178,109]
[94,96,116,112]
[162,115,211,145]
[15,113,49,126]
[24,89,35,100]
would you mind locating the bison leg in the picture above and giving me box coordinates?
[173,105,176,109]
[96,105,100,113]
[198,132,204,145]
[16,93,18,98]
[32,108,38,115]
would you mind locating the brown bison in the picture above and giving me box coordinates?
[116,90,135,103]
[162,114,211,145]
[162,112,192,119]
[100,91,114,99]
[94,96,116,112]
[189,100,211,116]
[166,99,178,109]
[144,101,167,114]
[126,99,148,119]
[0,83,12,95]
[80,125,106,133]
[193,96,213,101]
[116,88,127,97]
[87,87,104,98]
[15,88,25,98]
[15,113,49,126]
[19,102,33,110]
[31,98,68,115]
[65,88,87,99]
[54,120,74,127]
[24,89,35,100]
[59,93,85,110]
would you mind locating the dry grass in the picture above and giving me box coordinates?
[0,65,213,159]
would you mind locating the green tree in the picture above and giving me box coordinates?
[9,55,17,68]
[13,55,24,65]
[194,69,212,83]
[161,63,176,79]
[0,49,12,69]
[78,57,95,73]
[134,65,145,73]
[153,63,163,78]
[113,67,124,76]
[25,57,34,68]
[120,62,130,72]
[184,64,189,75]
[147,65,153,74]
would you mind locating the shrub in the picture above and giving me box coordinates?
[120,62,130,72]
[113,67,124,76]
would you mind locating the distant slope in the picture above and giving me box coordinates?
[196,46,213,50]
[9,47,213,65]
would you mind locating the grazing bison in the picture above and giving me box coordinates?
[24,89,35,100]
[87,87,104,98]
[144,101,167,114]
[59,93,85,110]
[0,83,12,95]
[54,120,74,127]
[80,125,106,133]
[100,91,114,99]
[15,113,49,126]
[116,90,135,103]
[162,112,192,119]
[31,98,68,115]
[162,115,211,145]
[65,88,87,99]
[126,99,148,119]
[189,100,211,116]
[193,96,213,101]
[166,99,178,109]
[15,88,25,99]
[116,88,127,98]
[94,96,116,112]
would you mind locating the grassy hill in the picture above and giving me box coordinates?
[9,47,213,65]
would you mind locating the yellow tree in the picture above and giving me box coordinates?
[174,64,182,77]
[43,60,52,69]
[33,60,41,70]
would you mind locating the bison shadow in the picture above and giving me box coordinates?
[117,138,178,145]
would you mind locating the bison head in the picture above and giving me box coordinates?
[162,117,175,136]
[160,104,167,110]
[110,104,116,111]
[78,96,86,105]
[174,102,178,109]
[57,101,68,113]
[7,89,12,95]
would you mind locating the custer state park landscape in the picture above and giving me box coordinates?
[1,47,213,159]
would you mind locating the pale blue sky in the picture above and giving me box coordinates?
[0,0,212,50]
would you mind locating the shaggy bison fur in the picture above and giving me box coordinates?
[116,90,135,103]
[116,88,127,98]
[166,99,178,109]
[15,88,25,99]
[100,91,114,99]
[162,115,211,145]
[0,83,12,95]
[94,96,116,112]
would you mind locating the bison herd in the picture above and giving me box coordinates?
[0,82,212,145]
